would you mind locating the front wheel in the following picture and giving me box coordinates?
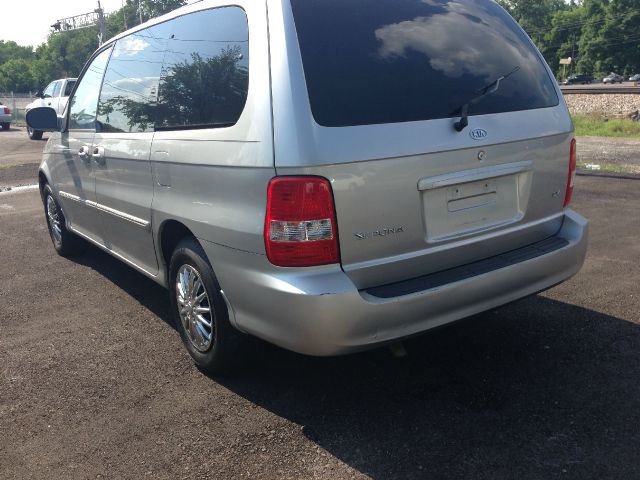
[169,237,246,374]
[27,126,43,140]
[1,122,10,130]
[43,184,85,256]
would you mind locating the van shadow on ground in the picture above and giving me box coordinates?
[216,297,640,479]
[77,244,640,480]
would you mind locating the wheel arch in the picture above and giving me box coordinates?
[158,219,206,276]
[158,219,239,330]
[38,169,51,201]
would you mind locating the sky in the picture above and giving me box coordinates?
[1,0,127,48]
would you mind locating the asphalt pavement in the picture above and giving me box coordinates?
[0,126,48,189]
[1,167,639,478]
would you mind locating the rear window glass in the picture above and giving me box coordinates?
[290,0,559,127]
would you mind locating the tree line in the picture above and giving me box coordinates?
[2,0,640,92]
[498,0,640,79]
[0,0,185,92]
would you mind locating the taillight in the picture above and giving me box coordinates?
[564,138,577,208]
[3,107,10,114]
[265,176,340,267]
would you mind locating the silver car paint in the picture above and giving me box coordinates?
[199,210,587,355]
[38,0,588,355]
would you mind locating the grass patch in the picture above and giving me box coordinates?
[572,115,640,138]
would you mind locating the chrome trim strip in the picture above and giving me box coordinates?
[418,160,533,191]
[59,190,150,228]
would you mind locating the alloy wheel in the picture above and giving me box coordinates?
[176,264,214,352]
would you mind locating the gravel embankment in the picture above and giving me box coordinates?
[564,93,640,117]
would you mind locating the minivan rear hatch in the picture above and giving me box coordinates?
[272,0,573,289]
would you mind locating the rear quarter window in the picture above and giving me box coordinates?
[156,6,249,130]
[290,0,559,127]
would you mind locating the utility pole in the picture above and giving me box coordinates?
[138,0,144,24]
[571,34,576,75]
[96,1,106,46]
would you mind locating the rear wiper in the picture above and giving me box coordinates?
[453,65,521,132]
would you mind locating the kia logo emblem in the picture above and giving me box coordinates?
[470,128,488,141]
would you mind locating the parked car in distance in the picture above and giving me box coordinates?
[629,74,640,82]
[603,73,624,84]
[25,78,76,140]
[0,103,11,130]
[27,0,588,374]
[563,74,594,85]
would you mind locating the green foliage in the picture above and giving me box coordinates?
[497,0,640,79]
[0,58,35,91]
[0,40,34,65]
[0,0,186,92]
[572,115,640,138]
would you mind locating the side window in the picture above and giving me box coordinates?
[52,81,62,98]
[43,82,56,98]
[63,80,76,97]
[156,7,249,130]
[96,25,167,133]
[69,47,112,130]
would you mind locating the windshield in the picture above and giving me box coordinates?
[290,0,559,127]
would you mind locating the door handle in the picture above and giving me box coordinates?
[92,146,105,165]
[78,145,90,162]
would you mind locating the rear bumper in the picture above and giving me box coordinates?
[202,209,588,356]
[0,114,11,123]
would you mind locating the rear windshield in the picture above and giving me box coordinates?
[290,0,559,127]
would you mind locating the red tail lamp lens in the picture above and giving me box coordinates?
[564,138,577,208]
[265,176,340,267]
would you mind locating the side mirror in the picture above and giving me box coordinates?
[26,107,62,132]
[35,90,44,98]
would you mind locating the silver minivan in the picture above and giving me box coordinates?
[27,0,588,373]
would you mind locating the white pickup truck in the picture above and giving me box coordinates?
[25,78,76,140]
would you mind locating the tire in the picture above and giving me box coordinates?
[169,237,246,374]
[27,126,43,140]
[42,184,85,257]
[1,122,9,130]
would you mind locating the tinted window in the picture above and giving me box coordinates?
[69,47,112,130]
[290,0,559,127]
[97,25,166,133]
[63,80,76,97]
[156,7,249,130]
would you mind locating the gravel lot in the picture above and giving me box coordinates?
[577,136,640,174]
[1,156,640,478]
[0,127,48,189]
